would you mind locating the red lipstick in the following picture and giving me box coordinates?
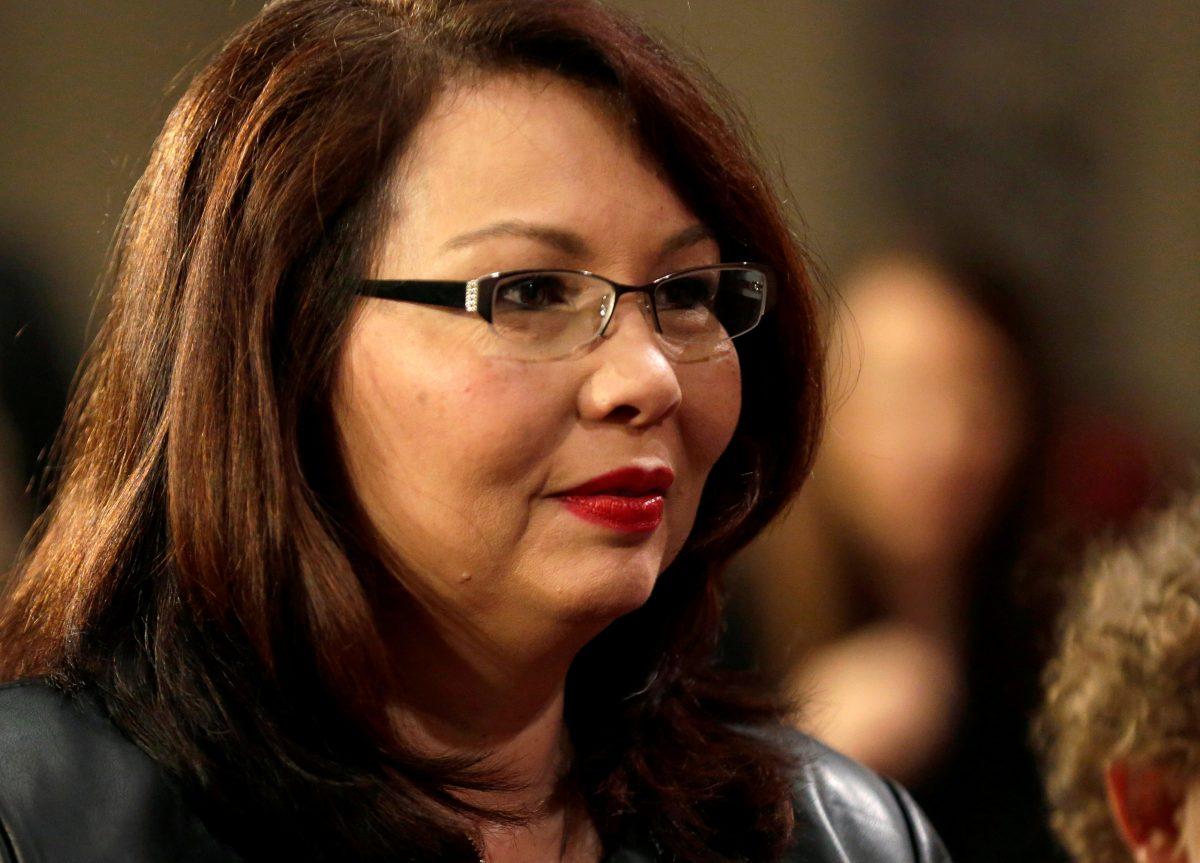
[556,466,674,533]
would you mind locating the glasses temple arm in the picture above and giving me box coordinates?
[356,279,471,310]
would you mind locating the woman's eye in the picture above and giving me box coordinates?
[496,275,573,310]
[657,276,715,309]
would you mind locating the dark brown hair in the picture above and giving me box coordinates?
[0,1,822,860]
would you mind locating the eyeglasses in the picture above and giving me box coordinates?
[357,263,772,361]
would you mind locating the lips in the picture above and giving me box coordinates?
[556,466,674,533]
[558,466,675,497]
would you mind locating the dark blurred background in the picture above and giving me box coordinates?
[1,2,1196,860]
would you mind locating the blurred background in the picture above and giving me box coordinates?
[1,2,1196,861]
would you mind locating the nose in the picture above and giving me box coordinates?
[577,294,682,427]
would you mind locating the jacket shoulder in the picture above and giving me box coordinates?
[780,730,952,863]
[0,680,240,863]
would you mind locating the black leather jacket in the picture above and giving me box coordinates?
[0,681,951,862]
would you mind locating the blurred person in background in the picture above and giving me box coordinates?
[727,247,1063,860]
[1039,489,1200,863]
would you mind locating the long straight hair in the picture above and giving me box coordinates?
[0,1,823,859]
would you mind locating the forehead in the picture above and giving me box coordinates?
[378,71,707,271]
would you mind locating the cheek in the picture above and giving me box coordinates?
[659,351,740,564]
[334,319,573,555]
[678,349,742,475]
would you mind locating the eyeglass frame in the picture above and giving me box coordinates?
[355,261,775,354]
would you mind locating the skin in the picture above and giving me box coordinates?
[1186,784,1200,862]
[1107,762,1200,863]
[821,258,1029,581]
[334,72,741,861]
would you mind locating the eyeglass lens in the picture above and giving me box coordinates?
[489,266,767,359]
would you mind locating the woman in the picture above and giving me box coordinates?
[0,1,949,861]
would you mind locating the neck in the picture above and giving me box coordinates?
[380,587,609,861]
[384,599,587,813]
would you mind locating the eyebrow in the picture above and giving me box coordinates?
[439,220,716,260]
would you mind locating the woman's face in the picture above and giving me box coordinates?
[334,72,741,652]
[821,261,1029,571]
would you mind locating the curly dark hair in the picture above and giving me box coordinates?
[0,1,823,860]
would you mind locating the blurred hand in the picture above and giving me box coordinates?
[789,621,964,784]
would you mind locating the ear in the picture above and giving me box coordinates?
[1105,761,1188,863]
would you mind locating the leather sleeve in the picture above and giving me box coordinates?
[785,734,954,862]
[0,681,241,863]
[883,778,953,863]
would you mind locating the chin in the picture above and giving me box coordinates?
[548,559,661,626]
